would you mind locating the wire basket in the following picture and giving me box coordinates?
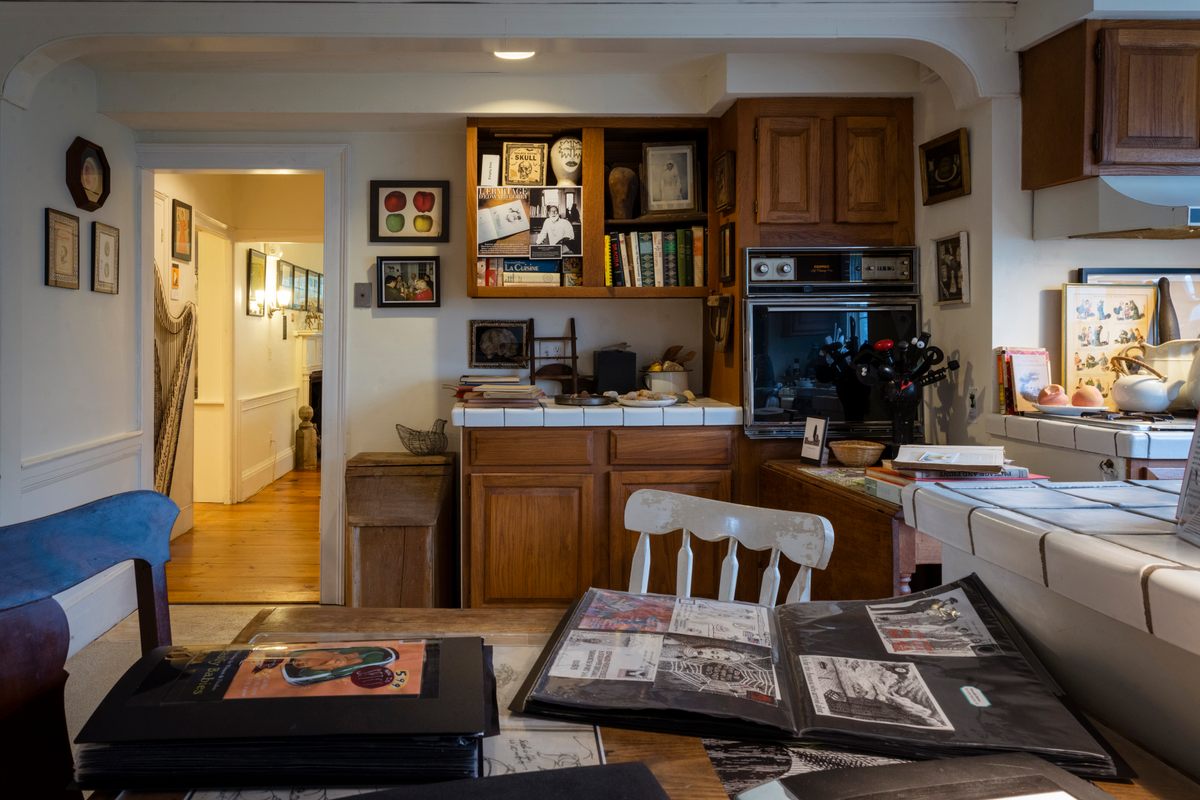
[828,439,886,468]
[395,420,449,456]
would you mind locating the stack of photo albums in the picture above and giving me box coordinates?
[511,577,1121,780]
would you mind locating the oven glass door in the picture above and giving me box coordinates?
[745,298,920,436]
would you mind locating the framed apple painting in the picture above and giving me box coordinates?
[369,180,449,243]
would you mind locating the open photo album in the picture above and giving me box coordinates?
[510,577,1120,779]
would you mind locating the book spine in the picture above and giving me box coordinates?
[691,225,706,286]
[637,232,655,287]
[863,477,904,505]
[677,228,693,287]
[652,231,664,287]
[627,233,640,287]
[608,235,625,287]
[995,348,1007,414]
[502,272,561,284]
[604,234,613,287]
[662,231,678,287]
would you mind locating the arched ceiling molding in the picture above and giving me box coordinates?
[2,2,1018,111]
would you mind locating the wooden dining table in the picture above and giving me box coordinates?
[101,606,1200,800]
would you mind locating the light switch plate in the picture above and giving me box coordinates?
[354,282,371,307]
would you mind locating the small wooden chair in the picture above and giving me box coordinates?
[624,489,834,606]
[0,491,178,799]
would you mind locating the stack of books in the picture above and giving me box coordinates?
[460,383,545,407]
[604,228,706,288]
[863,445,1042,504]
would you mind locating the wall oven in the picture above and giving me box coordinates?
[743,246,921,439]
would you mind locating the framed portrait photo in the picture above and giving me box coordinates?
[643,142,698,214]
[171,198,193,262]
[919,127,971,206]
[246,249,266,316]
[369,180,449,243]
[377,256,441,308]
[714,150,735,213]
[719,222,735,286]
[800,416,829,464]
[1062,282,1157,409]
[469,319,530,369]
[934,231,970,305]
[66,136,111,212]
[45,208,80,290]
[91,222,119,294]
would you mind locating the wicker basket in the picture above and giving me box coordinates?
[395,420,449,456]
[828,439,886,468]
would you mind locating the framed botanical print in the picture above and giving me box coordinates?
[246,249,266,316]
[171,199,193,262]
[91,222,119,294]
[369,180,449,243]
[45,208,80,289]
[1062,282,1157,409]
[377,256,440,308]
[643,142,697,214]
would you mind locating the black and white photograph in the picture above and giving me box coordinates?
[800,416,828,464]
[934,231,969,305]
[703,738,908,797]
[654,636,778,702]
[528,187,581,257]
[643,142,698,213]
[866,588,999,658]
[799,655,953,730]
[469,319,531,369]
[377,256,440,308]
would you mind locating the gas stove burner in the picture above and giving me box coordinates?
[1079,411,1176,423]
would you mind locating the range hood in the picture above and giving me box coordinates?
[1033,176,1200,240]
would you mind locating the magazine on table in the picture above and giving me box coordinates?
[510,577,1120,779]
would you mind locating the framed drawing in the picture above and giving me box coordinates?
[171,199,192,262]
[307,270,320,311]
[800,416,829,464]
[293,267,308,310]
[643,142,697,214]
[246,249,266,316]
[45,208,80,289]
[713,150,735,213]
[469,319,530,369]
[369,180,450,243]
[1062,282,1157,409]
[1079,267,1200,339]
[377,256,440,308]
[719,222,735,285]
[91,222,119,294]
[66,136,111,212]
[277,260,295,308]
[919,128,971,206]
[934,231,969,305]
[501,142,547,187]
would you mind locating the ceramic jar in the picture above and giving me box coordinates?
[607,167,638,219]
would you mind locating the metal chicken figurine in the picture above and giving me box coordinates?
[853,333,959,445]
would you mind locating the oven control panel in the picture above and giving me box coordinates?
[749,256,797,282]
[745,246,919,293]
[861,255,912,282]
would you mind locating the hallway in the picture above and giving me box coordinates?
[166,470,321,603]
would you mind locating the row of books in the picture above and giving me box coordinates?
[604,227,706,288]
[476,257,583,287]
[995,346,1051,414]
[453,374,544,406]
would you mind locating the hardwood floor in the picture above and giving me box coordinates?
[167,470,321,603]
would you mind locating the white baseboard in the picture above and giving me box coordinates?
[239,446,296,501]
[53,562,136,659]
[274,446,295,480]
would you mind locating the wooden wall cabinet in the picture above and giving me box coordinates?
[1022,21,1200,190]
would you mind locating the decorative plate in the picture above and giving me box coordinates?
[617,396,678,408]
[1033,403,1109,416]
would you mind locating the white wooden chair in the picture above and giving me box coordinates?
[624,489,835,606]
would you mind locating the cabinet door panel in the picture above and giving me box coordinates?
[470,473,594,607]
[756,117,821,224]
[835,116,898,223]
[608,470,731,598]
[1100,28,1200,164]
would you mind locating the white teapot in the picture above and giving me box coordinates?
[1109,355,1181,413]
[1118,341,1200,410]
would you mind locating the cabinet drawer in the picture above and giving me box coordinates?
[609,428,733,465]
[468,429,594,466]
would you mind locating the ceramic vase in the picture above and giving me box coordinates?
[608,167,638,220]
[549,136,583,186]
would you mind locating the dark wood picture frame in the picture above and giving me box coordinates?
[469,319,530,369]
[45,208,80,290]
[171,198,193,261]
[91,221,119,294]
[246,249,266,316]
[65,136,111,212]
[377,256,441,308]
[714,150,735,213]
[719,222,735,286]
[369,180,450,243]
[643,141,698,214]
[919,127,971,206]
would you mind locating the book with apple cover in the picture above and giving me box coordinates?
[75,637,496,789]
[509,577,1120,779]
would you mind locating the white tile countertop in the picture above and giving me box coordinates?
[451,398,743,427]
[984,413,1192,459]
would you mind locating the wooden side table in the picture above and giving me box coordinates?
[344,452,455,607]
[760,460,940,599]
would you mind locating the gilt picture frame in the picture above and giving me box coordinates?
[1062,282,1158,409]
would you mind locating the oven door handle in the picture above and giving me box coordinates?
[763,304,916,313]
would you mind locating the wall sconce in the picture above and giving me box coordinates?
[268,287,291,319]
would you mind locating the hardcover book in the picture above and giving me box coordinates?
[510,578,1119,779]
[75,637,496,789]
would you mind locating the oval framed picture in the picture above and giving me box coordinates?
[65,136,111,212]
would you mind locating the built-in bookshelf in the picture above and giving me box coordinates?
[466,117,715,298]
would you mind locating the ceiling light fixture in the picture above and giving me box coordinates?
[494,50,535,60]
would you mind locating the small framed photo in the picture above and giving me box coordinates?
[369,180,449,243]
[293,267,308,310]
[246,249,266,316]
[45,208,80,289]
[377,256,441,308]
[470,319,531,369]
[919,127,971,206]
[501,142,548,187]
[801,416,829,464]
[91,222,118,294]
[643,142,698,214]
[171,198,192,262]
[934,231,970,305]
[277,260,295,308]
[713,150,735,213]
[719,222,735,285]
[66,136,111,212]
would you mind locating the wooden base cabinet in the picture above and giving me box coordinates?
[462,427,736,608]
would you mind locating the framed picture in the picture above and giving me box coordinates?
[501,142,548,187]
[369,180,449,243]
[307,270,320,311]
[277,260,295,308]
[1062,282,1158,409]
[643,142,698,214]
[246,249,266,316]
[801,416,829,464]
[719,222,735,286]
[469,319,531,369]
[170,263,181,300]
[66,136,111,212]
[316,274,324,313]
[171,199,192,262]
[293,267,308,310]
[377,256,440,308]
[45,208,80,289]
[919,128,971,206]
[528,187,582,257]
[713,150,735,213]
[1079,267,1200,339]
[934,231,970,305]
[91,222,119,294]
